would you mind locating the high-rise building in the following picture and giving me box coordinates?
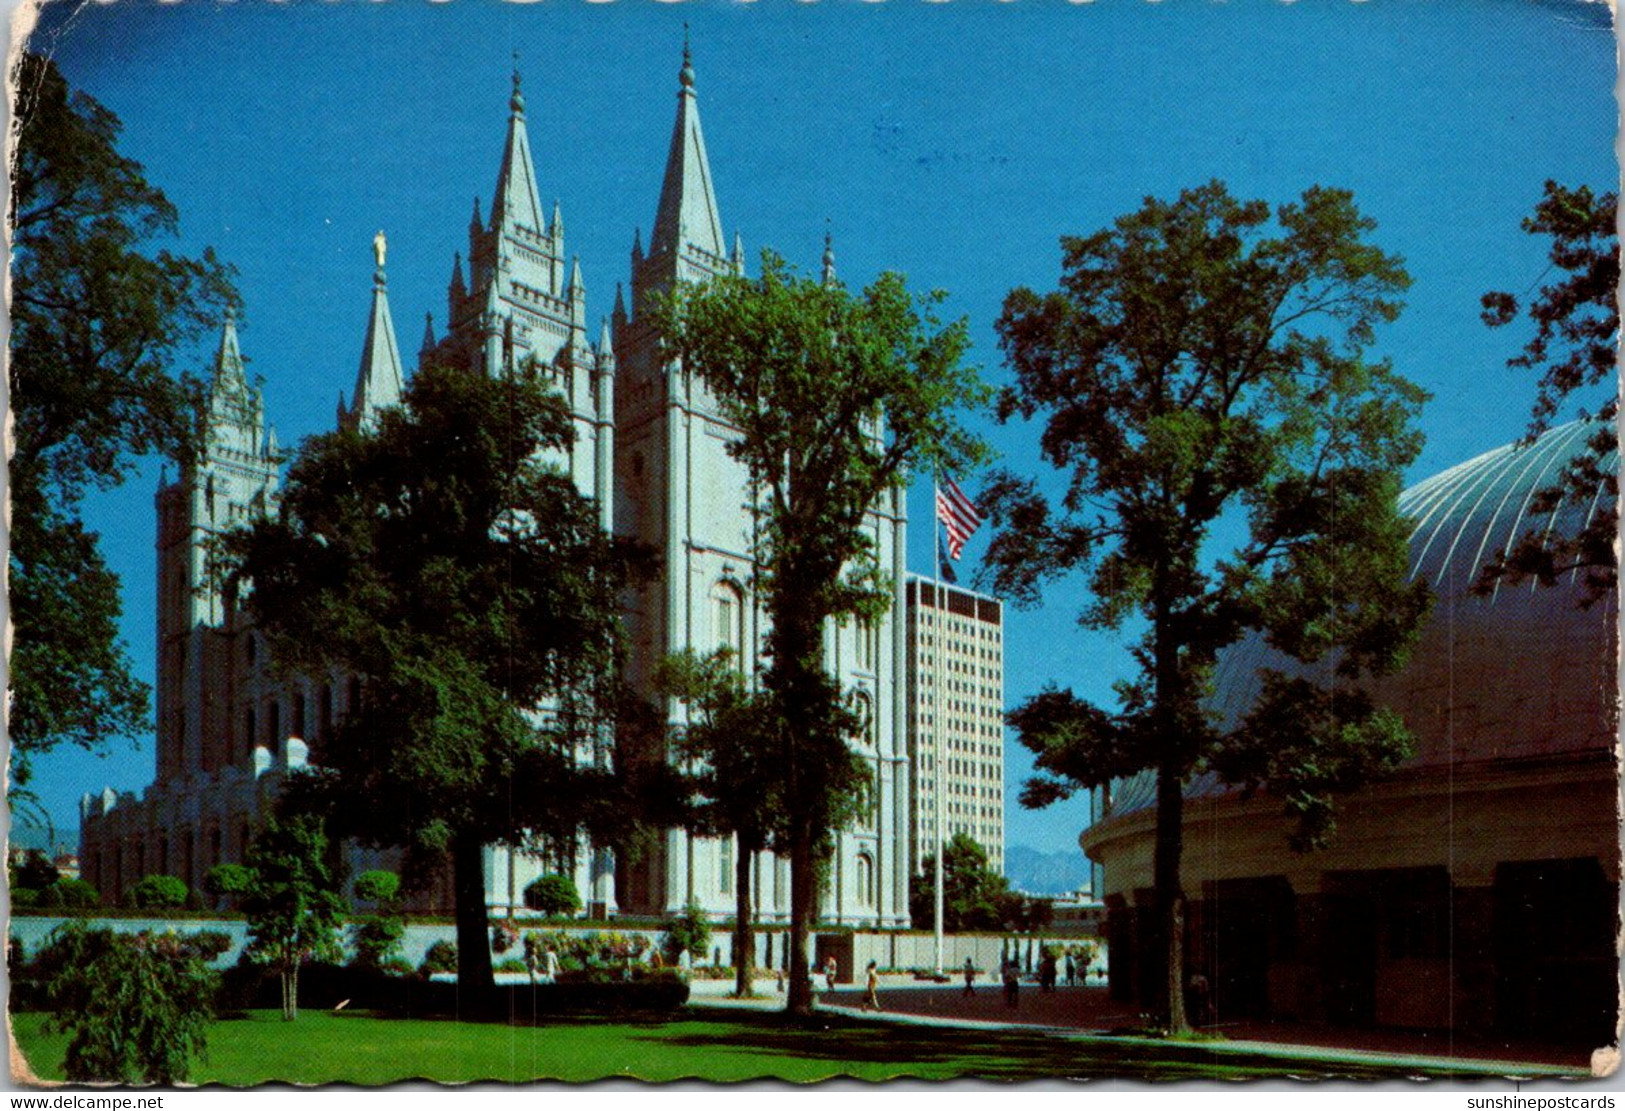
[79,47,912,930]
[905,575,1006,876]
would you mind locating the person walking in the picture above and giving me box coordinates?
[824,956,839,995]
[863,960,881,1011]
[1064,953,1075,987]
[1002,958,1020,1009]
[962,957,976,996]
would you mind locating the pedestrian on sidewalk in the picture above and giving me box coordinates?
[962,957,976,996]
[1002,958,1020,1009]
[824,956,838,994]
[864,961,881,1011]
[1065,953,1076,987]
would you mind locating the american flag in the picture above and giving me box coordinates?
[935,477,983,561]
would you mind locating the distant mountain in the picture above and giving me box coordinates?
[1004,843,1090,895]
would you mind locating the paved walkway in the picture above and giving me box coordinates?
[688,979,1598,1076]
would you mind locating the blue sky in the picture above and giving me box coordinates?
[20,0,1617,859]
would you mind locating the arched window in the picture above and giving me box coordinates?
[856,853,874,907]
[293,691,307,741]
[244,707,257,754]
[719,837,734,896]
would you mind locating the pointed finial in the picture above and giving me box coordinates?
[614,282,628,319]
[632,228,643,260]
[471,195,483,233]
[552,199,563,237]
[822,223,836,285]
[511,56,525,117]
[680,25,695,90]
[224,304,237,325]
[732,231,744,265]
[569,255,584,299]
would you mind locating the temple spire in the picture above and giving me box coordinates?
[212,306,249,394]
[348,232,405,430]
[490,69,546,235]
[821,227,837,286]
[650,37,725,260]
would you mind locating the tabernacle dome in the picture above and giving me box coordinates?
[1083,420,1619,1044]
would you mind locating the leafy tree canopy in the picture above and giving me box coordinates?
[226,362,677,992]
[910,833,1012,933]
[8,52,237,783]
[242,813,346,1020]
[986,181,1430,1028]
[1479,181,1618,602]
[656,252,988,1015]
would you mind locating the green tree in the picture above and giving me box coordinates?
[657,648,783,997]
[226,362,674,995]
[349,870,405,972]
[124,874,190,911]
[204,863,255,910]
[662,899,713,966]
[657,253,986,1016]
[523,874,582,918]
[36,922,216,1084]
[8,53,237,790]
[1479,180,1618,602]
[985,182,1430,1033]
[241,813,346,1020]
[909,833,1011,933]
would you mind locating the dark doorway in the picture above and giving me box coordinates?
[1494,858,1617,1044]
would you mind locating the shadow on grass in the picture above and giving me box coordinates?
[632,1009,1436,1082]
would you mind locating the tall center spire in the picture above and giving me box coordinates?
[651,37,725,261]
[349,232,404,430]
[490,66,546,235]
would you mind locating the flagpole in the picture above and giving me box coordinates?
[932,472,945,977]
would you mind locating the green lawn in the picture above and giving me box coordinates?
[10,1008,1534,1085]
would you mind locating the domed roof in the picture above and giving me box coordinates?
[1109,419,1618,817]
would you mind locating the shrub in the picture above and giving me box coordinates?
[204,863,255,908]
[494,957,526,974]
[353,870,401,906]
[661,900,711,964]
[35,922,216,1084]
[48,878,101,909]
[180,929,235,963]
[420,939,457,977]
[349,916,405,971]
[490,920,520,955]
[12,887,39,909]
[125,874,190,911]
[523,873,581,918]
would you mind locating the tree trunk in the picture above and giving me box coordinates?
[785,823,817,1016]
[290,962,300,1021]
[1150,574,1190,1037]
[733,840,757,998]
[452,832,496,1000]
[1154,759,1188,1035]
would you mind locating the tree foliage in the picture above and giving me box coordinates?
[656,648,783,996]
[523,873,582,918]
[37,922,216,1084]
[8,52,237,785]
[656,252,987,1015]
[241,813,346,1020]
[1479,180,1618,602]
[662,900,713,965]
[226,362,673,994]
[124,874,190,911]
[909,833,1012,933]
[985,182,1430,1031]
